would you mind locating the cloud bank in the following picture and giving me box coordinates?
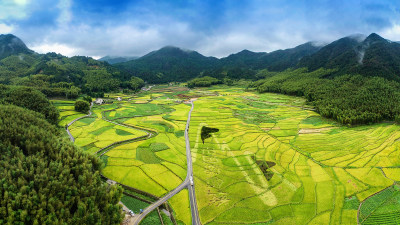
[1,0,400,58]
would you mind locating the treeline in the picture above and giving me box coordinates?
[0,84,59,124]
[0,88,123,224]
[0,53,144,98]
[251,68,400,125]
[187,76,222,88]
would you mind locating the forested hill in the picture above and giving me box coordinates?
[0,35,147,98]
[116,33,400,83]
[298,33,400,81]
[220,42,322,71]
[98,55,138,64]
[0,34,34,60]
[116,46,220,83]
[115,42,322,83]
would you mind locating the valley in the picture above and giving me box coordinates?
[54,85,400,225]
[3,1,400,225]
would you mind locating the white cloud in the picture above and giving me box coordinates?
[30,42,78,56]
[0,0,30,20]
[57,0,72,24]
[0,23,14,33]
[24,20,198,57]
[14,0,29,6]
[381,23,400,41]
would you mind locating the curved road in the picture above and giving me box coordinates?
[66,100,201,225]
[131,100,201,225]
[66,102,93,142]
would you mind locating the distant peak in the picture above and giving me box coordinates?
[161,45,180,50]
[346,34,367,42]
[308,41,327,47]
[364,33,386,43]
[0,33,33,59]
[236,49,258,55]
[158,45,195,54]
[0,33,16,38]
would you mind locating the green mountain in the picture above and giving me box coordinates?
[219,49,266,69]
[0,34,34,60]
[299,33,400,81]
[220,42,322,71]
[115,46,224,83]
[99,55,138,64]
[116,43,322,83]
[0,35,136,97]
[116,46,220,83]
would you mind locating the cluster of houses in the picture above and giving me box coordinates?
[141,85,154,91]
[94,97,122,105]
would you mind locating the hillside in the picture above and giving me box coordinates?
[116,42,321,83]
[0,34,34,60]
[220,42,322,71]
[0,35,145,97]
[299,33,400,81]
[99,55,138,64]
[116,46,220,83]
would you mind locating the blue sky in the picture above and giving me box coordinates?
[1,0,400,58]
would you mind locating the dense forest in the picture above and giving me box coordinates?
[0,92,123,224]
[115,43,321,83]
[187,76,222,88]
[250,68,400,125]
[0,51,143,98]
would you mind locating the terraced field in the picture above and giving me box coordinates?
[187,87,400,224]
[56,85,400,225]
[52,100,86,127]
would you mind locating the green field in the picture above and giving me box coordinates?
[52,100,86,126]
[58,85,400,225]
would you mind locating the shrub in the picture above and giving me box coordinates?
[75,100,90,113]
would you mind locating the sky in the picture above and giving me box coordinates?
[1,0,400,58]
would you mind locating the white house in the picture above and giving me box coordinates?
[95,98,104,104]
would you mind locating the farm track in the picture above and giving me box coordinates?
[66,102,93,142]
[67,100,200,225]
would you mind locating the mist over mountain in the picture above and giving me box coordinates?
[0,34,34,60]
[219,42,323,71]
[98,56,139,64]
[2,33,400,84]
[299,33,400,81]
[115,42,323,82]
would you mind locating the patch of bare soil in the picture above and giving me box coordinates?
[298,127,333,134]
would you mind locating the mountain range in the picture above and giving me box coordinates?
[114,33,400,82]
[1,32,400,83]
[98,55,138,64]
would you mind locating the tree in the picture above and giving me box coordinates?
[187,76,222,88]
[0,105,123,224]
[0,86,59,124]
[66,86,80,99]
[129,76,145,91]
[83,95,92,103]
[84,69,120,92]
[75,100,90,113]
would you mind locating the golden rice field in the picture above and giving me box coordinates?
[55,85,400,225]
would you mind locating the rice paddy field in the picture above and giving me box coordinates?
[56,85,400,225]
[51,99,85,127]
